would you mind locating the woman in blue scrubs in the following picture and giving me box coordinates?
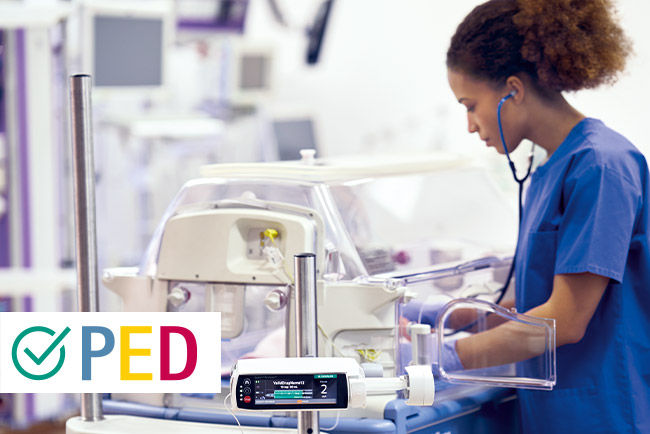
[444,0,650,432]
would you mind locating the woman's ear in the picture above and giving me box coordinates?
[505,76,525,103]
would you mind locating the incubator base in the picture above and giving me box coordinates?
[66,415,295,433]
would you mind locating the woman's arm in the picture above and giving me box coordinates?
[455,272,609,370]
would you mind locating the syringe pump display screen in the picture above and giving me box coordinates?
[235,373,348,410]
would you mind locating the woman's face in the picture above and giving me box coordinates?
[447,68,522,154]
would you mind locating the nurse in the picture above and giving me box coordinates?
[443,0,650,432]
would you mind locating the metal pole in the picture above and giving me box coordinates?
[69,74,103,421]
[298,412,319,434]
[3,31,24,267]
[294,253,319,434]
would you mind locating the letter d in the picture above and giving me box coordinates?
[82,326,115,380]
[160,326,197,381]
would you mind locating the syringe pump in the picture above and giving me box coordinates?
[230,357,434,411]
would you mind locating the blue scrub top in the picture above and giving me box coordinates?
[514,118,650,433]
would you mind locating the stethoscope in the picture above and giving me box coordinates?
[493,89,535,305]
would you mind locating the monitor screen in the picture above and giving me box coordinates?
[255,374,339,405]
[93,15,164,87]
[239,54,270,90]
[235,373,348,410]
[273,118,317,161]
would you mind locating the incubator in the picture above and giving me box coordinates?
[93,153,556,432]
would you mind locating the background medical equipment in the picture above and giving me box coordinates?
[0,6,79,428]
[81,0,174,94]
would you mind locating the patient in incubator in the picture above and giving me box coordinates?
[239,327,285,359]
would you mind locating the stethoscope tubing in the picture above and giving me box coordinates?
[494,93,535,304]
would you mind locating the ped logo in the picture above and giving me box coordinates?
[0,313,220,393]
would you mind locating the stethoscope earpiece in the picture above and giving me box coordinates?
[499,90,517,105]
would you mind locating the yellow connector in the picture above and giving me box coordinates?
[263,228,279,245]
[355,348,381,362]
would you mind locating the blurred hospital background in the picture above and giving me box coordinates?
[0,0,648,431]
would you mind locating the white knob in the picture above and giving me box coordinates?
[168,286,190,307]
[300,149,316,164]
[102,270,114,283]
[264,288,287,311]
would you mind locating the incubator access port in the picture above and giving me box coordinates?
[246,227,283,259]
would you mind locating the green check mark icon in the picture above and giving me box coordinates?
[12,326,71,380]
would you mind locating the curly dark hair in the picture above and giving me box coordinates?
[446,0,632,92]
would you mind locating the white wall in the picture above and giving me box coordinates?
[242,0,650,162]
[244,0,478,157]
[565,1,650,155]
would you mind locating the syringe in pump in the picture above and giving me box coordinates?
[230,357,434,411]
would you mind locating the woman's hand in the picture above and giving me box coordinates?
[455,272,609,370]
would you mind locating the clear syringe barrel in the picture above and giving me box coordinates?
[364,377,408,395]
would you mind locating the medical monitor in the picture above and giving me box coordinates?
[82,0,173,93]
[225,42,274,107]
[272,117,318,161]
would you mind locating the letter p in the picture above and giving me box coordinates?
[82,326,115,380]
